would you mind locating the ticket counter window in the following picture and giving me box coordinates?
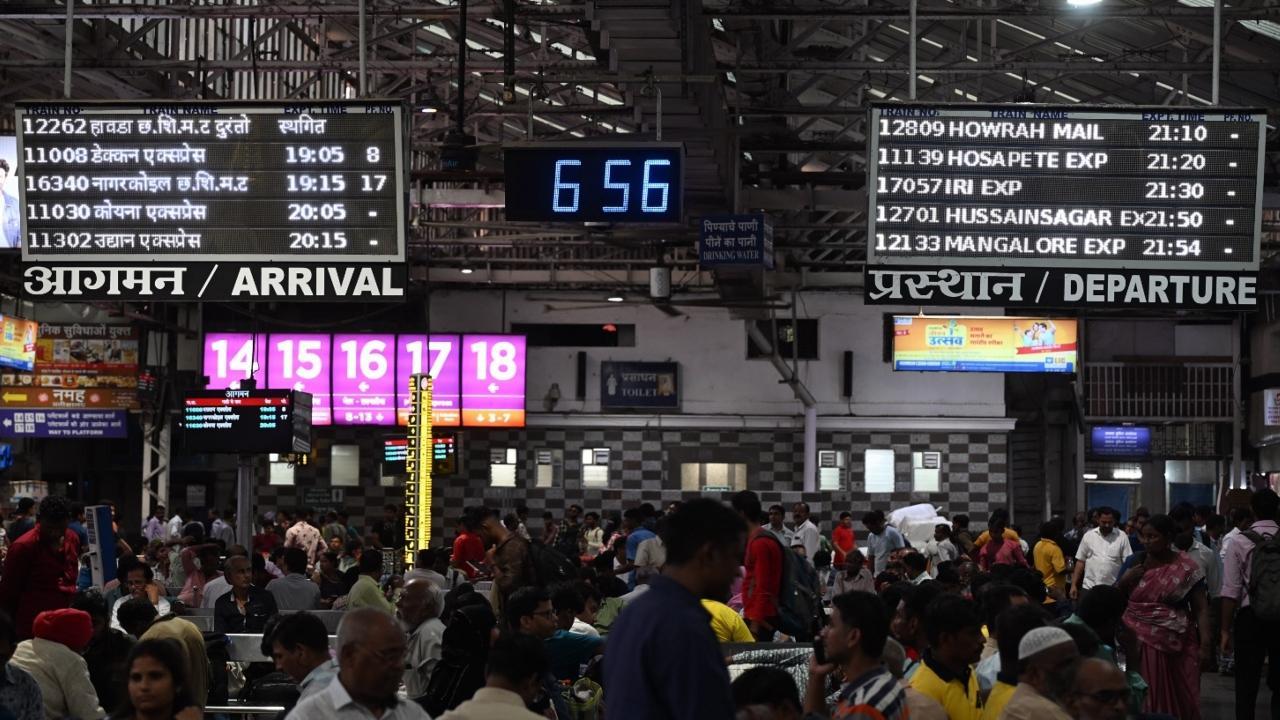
[912,451,942,493]
[581,448,611,488]
[490,448,518,488]
[864,449,895,493]
[536,449,563,488]
[680,462,748,492]
[818,450,847,491]
[331,445,360,487]
[268,454,295,486]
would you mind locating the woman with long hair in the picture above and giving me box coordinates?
[1118,513,1211,719]
[111,639,199,720]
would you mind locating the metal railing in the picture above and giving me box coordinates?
[1084,362,1234,420]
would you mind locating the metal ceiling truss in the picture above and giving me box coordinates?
[2,0,1280,283]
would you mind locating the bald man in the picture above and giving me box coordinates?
[1062,658,1128,720]
[397,578,444,699]
[287,608,431,720]
[213,555,278,633]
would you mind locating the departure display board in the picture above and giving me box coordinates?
[179,388,312,455]
[503,143,684,223]
[867,105,1266,270]
[17,101,405,262]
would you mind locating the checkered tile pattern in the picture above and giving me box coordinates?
[217,426,1007,546]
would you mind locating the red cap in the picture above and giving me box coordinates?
[32,609,94,652]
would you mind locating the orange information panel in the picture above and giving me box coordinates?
[461,409,526,428]
[892,316,1078,373]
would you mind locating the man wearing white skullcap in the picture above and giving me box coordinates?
[997,626,1079,720]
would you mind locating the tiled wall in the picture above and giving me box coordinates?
[237,427,1007,545]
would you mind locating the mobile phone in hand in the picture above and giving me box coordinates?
[812,638,826,665]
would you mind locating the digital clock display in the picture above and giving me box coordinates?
[503,143,684,223]
[16,100,406,263]
[866,105,1266,269]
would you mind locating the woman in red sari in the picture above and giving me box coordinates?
[1119,513,1211,719]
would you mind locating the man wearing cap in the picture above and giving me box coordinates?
[997,626,1078,720]
[9,608,103,720]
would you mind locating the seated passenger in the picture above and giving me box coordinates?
[215,556,278,634]
[9,609,103,720]
[111,561,170,633]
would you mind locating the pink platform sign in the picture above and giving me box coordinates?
[202,334,267,390]
[396,334,460,426]
[333,334,396,425]
[267,334,332,425]
[460,334,526,428]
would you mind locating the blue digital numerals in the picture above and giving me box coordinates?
[551,157,672,216]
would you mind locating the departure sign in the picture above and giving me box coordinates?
[179,388,312,455]
[461,335,526,427]
[867,105,1266,270]
[503,144,683,223]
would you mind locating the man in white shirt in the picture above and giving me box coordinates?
[396,579,445,699]
[791,502,821,562]
[437,634,549,720]
[923,524,960,576]
[286,608,431,720]
[267,612,337,702]
[166,510,185,541]
[210,509,236,547]
[765,505,794,548]
[1218,507,1253,562]
[1069,507,1132,599]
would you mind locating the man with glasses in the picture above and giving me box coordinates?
[286,607,429,720]
[1062,657,1128,720]
[504,587,571,720]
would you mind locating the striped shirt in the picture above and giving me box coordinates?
[833,665,907,719]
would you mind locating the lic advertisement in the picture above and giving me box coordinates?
[600,361,679,410]
[892,316,1078,373]
[698,214,774,269]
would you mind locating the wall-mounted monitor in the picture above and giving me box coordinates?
[179,388,312,454]
[1090,426,1151,458]
[892,315,1077,373]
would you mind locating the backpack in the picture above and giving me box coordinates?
[529,539,579,586]
[756,533,821,640]
[1242,530,1280,623]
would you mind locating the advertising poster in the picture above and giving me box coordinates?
[2,323,139,411]
[0,136,18,251]
[0,316,38,372]
[1266,389,1280,426]
[893,315,1078,373]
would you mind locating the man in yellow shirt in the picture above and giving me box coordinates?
[981,604,1051,720]
[910,594,985,720]
[702,600,754,643]
[1032,521,1068,605]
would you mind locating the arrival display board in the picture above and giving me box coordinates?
[866,104,1265,309]
[179,388,311,454]
[201,332,525,428]
[16,100,407,301]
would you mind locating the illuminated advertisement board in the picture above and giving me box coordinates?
[892,315,1077,373]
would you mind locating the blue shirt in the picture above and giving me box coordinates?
[603,575,735,720]
[0,663,43,720]
[545,629,604,681]
[68,521,89,550]
[626,528,656,561]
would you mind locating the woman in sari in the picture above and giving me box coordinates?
[1118,513,1211,719]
